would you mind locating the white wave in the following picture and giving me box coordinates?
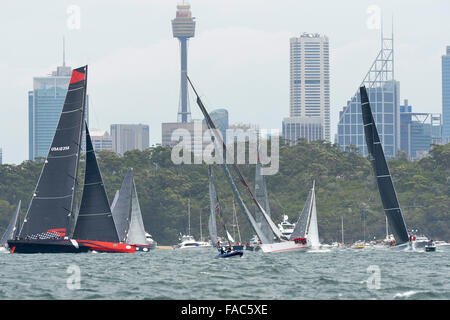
[307,248,332,253]
[394,290,420,298]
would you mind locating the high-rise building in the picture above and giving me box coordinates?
[90,130,113,152]
[172,2,195,123]
[442,46,450,142]
[162,120,208,155]
[336,32,400,159]
[28,49,89,160]
[288,33,330,141]
[400,100,442,160]
[110,124,149,155]
[282,117,323,144]
[209,108,229,143]
[0,147,2,165]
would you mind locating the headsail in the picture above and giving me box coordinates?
[0,201,21,247]
[19,66,88,239]
[110,190,119,212]
[187,76,285,243]
[72,124,119,243]
[306,186,320,247]
[126,175,148,245]
[111,169,133,242]
[360,86,409,244]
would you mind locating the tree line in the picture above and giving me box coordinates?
[0,140,448,245]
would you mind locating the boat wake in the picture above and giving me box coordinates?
[394,290,420,299]
[308,248,331,253]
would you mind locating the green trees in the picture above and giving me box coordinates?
[0,142,448,245]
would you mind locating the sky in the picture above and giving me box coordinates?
[0,0,449,164]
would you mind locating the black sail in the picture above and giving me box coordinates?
[19,66,87,239]
[360,86,409,244]
[112,169,133,242]
[72,125,119,243]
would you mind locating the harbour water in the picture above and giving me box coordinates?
[0,246,448,300]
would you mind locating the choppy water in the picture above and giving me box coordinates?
[0,245,448,300]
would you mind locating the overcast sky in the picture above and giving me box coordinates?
[0,0,449,164]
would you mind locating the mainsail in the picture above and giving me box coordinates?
[0,201,21,247]
[112,169,133,242]
[187,76,285,244]
[126,175,148,245]
[72,124,119,243]
[360,86,409,244]
[19,66,88,239]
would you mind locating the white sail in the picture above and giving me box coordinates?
[208,166,218,246]
[110,190,119,212]
[306,189,320,248]
[226,230,235,243]
[126,179,147,245]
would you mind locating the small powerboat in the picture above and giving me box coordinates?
[215,250,243,259]
[425,241,436,252]
[215,246,243,258]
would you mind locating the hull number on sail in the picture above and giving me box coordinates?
[51,146,70,152]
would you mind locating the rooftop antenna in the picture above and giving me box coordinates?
[63,36,66,67]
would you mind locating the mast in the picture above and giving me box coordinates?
[188,198,190,236]
[187,76,285,243]
[360,86,409,244]
[199,209,202,241]
[341,216,344,244]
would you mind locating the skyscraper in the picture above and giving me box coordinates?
[28,69,90,161]
[442,46,450,142]
[336,31,400,159]
[90,130,113,152]
[0,147,2,165]
[28,45,88,160]
[110,124,149,155]
[172,2,195,123]
[287,33,330,141]
[400,100,442,160]
[209,108,229,143]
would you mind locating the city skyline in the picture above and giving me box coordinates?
[1,1,449,164]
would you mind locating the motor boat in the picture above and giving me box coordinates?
[425,240,436,252]
[145,232,157,250]
[277,215,295,238]
[173,234,212,249]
